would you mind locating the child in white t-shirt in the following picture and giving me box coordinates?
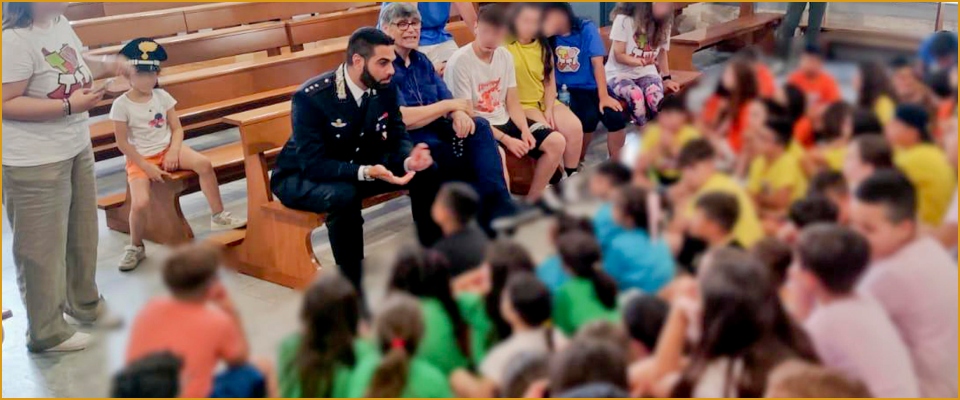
[109,38,246,272]
[605,3,681,126]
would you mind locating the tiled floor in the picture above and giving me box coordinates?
[1,32,875,397]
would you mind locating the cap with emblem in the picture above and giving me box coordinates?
[119,38,168,73]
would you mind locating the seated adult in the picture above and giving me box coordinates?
[271,28,440,300]
[380,2,516,230]
[379,2,477,72]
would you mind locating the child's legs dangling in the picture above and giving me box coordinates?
[178,147,225,215]
[611,78,649,126]
[128,179,151,247]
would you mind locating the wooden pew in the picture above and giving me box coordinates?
[65,2,206,21]
[99,23,471,243]
[73,2,374,48]
[65,2,106,21]
[217,103,408,288]
[669,12,783,71]
[286,6,382,51]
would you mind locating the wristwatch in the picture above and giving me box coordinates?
[662,74,673,81]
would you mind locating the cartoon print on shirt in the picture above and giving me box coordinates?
[556,46,581,73]
[631,32,659,60]
[476,78,502,113]
[42,44,93,99]
[147,112,166,129]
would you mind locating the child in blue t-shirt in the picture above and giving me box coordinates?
[543,3,630,159]
[604,186,675,294]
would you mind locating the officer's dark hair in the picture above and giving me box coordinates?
[346,27,395,63]
[677,138,716,169]
[594,160,632,187]
[854,170,917,223]
[111,352,183,398]
[436,182,480,226]
[478,3,508,28]
[789,195,839,228]
[695,192,740,233]
[797,224,871,294]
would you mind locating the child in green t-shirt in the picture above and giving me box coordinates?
[388,247,473,375]
[553,231,620,335]
[276,274,365,398]
[347,294,452,398]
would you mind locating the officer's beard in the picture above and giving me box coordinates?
[361,64,388,91]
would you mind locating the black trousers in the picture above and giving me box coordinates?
[271,167,442,296]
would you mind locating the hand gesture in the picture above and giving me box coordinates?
[520,128,537,150]
[447,98,474,116]
[599,94,623,112]
[451,111,475,139]
[664,79,681,93]
[368,165,415,186]
[145,164,173,182]
[68,88,105,114]
[406,143,433,172]
[545,106,557,129]
[501,136,529,158]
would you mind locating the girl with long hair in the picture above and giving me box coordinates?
[2,1,133,353]
[542,2,630,159]
[506,2,584,177]
[388,247,472,375]
[552,231,619,335]
[854,61,898,125]
[605,2,679,127]
[346,293,452,398]
[277,274,362,398]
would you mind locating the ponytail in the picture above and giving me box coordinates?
[558,232,618,310]
[366,294,424,398]
[366,342,412,398]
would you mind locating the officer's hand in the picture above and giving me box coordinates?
[369,165,415,186]
[406,143,433,172]
[451,111,475,138]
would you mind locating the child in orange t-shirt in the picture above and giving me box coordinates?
[125,244,271,398]
[787,45,841,112]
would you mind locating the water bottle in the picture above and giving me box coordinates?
[558,84,571,106]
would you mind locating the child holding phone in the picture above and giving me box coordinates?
[110,38,246,272]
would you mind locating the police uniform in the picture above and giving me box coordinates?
[271,64,442,295]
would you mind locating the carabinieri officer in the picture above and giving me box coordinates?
[271,28,441,301]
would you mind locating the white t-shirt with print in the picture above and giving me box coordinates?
[2,17,94,167]
[444,44,516,126]
[604,14,671,82]
[109,89,178,157]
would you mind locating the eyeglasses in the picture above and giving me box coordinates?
[391,20,422,31]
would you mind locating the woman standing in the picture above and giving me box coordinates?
[2,2,129,353]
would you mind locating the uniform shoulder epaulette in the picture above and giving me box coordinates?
[300,70,336,96]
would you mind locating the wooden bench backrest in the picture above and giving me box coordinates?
[87,21,289,68]
[65,3,106,21]
[159,44,346,111]
[226,102,292,205]
[286,6,381,48]
[73,2,373,48]
[103,2,207,17]
[672,12,782,47]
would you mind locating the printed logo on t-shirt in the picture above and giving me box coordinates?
[41,44,93,99]
[476,78,502,113]
[556,46,581,73]
[148,112,166,129]
[631,33,659,60]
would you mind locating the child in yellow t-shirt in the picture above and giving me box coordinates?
[886,104,957,226]
[747,118,808,216]
[634,96,700,187]
[801,102,852,176]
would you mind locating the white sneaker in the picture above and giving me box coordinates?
[118,245,145,272]
[65,301,124,330]
[211,211,247,231]
[42,332,91,353]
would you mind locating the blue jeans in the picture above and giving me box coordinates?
[409,117,514,232]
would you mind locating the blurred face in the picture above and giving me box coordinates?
[659,109,686,132]
[652,3,674,19]
[688,208,713,240]
[843,142,873,190]
[33,2,68,20]
[588,174,615,200]
[383,16,422,51]
[541,9,569,37]
[351,45,396,89]
[512,6,541,41]
[681,162,713,189]
[129,71,159,93]
[883,119,911,148]
[850,200,915,260]
[826,191,852,225]
[745,100,768,131]
[430,196,452,227]
[499,290,520,327]
[798,54,822,76]
[787,261,821,297]
[892,67,919,98]
[752,126,779,156]
[476,22,508,53]
[611,192,632,228]
[721,66,737,91]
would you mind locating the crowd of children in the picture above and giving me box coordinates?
[105,1,958,398]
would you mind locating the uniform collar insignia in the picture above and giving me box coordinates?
[335,64,347,101]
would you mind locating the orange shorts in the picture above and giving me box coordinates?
[126,149,169,183]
